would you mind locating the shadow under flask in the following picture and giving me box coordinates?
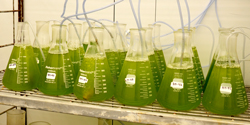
[3,22,40,91]
[39,24,75,96]
[157,29,201,111]
[202,32,248,115]
[115,28,157,106]
[74,27,114,101]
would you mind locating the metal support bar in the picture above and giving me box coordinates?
[0,43,14,48]
[18,0,24,22]
[0,10,20,13]
[0,106,16,116]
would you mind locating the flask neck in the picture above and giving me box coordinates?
[115,23,128,52]
[148,24,162,50]
[86,27,105,57]
[144,27,154,55]
[126,28,148,61]
[16,22,31,46]
[35,21,50,47]
[68,23,82,49]
[49,24,68,54]
[102,25,116,51]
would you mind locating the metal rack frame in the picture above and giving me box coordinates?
[0,72,249,125]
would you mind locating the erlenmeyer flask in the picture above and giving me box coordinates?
[74,27,114,101]
[144,27,162,91]
[202,32,248,115]
[33,21,50,72]
[203,28,234,92]
[157,29,201,110]
[102,25,121,86]
[39,24,75,96]
[68,23,85,80]
[114,23,128,68]
[188,27,204,93]
[115,28,157,106]
[82,22,95,51]
[3,22,40,91]
[149,24,167,77]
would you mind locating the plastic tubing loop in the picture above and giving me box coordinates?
[138,0,142,28]
[215,0,222,28]
[226,32,250,66]
[231,27,248,79]
[160,0,214,38]
[184,0,191,31]
[26,22,46,61]
[116,21,127,52]
[176,0,185,67]
[195,0,215,25]
[194,24,215,67]
[81,1,117,50]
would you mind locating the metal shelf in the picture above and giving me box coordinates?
[0,71,249,125]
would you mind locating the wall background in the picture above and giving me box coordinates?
[0,0,250,124]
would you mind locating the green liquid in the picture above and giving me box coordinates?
[39,52,75,96]
[3,45,40,91]
[69,47,85,79]
[202,64,248,115]
[115,59,157,106]
[148,54,162,91]
[192,47,205,92]
[157,66,201,110]
[74,56,114,101]
[105,51,121,86]
[33,47,49,72]
[154,50,166,77]
[119,51,127,69]
[83,43,88,52]
[203,58,216,92]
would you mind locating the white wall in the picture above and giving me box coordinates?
[1,0,250,124]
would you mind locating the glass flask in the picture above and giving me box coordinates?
[3,22,40,91]
[115,28,157,106]
[68,23,85,80]
[114,23,128,68]
[157,29,201,111]
[202,32,248,115]
[38,24,75,96]
[149,24,166,77]
[144,27,162,91]
[74,27,114,101]
[188,27,204,93]
[33,21,50,72]
[102,25,121,86]
[82,22,95,51]
[203,28,234,92]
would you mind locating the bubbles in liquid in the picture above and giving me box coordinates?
[105,51,121,86]
[68,47,85,79]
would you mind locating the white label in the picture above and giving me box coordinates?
[9,64,16,69]
[171,78,184,89]
[79,76,88,83]
[46,73,56,79]
[220,83,232,94]
[125,74,136,85]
